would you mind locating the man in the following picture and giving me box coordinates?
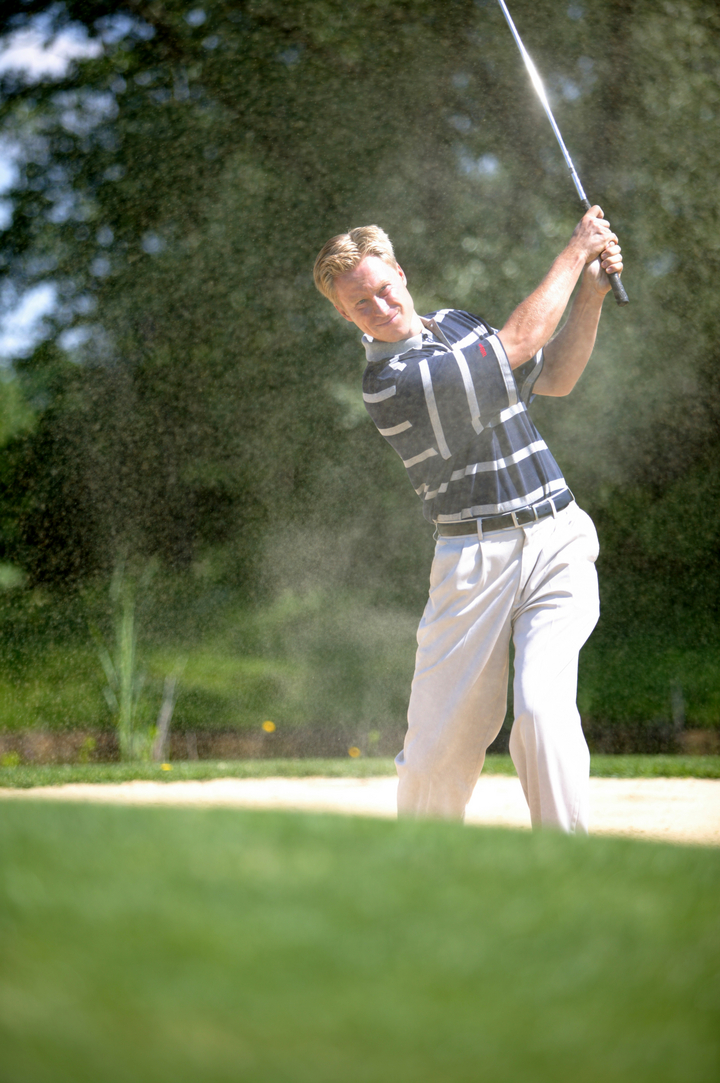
[313,209,623,832]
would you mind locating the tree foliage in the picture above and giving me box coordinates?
[0,0,718,638]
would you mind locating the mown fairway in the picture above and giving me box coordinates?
[2,754,719,789]
[1,801,718,1083]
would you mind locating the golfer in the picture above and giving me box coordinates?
[313,209,623,832]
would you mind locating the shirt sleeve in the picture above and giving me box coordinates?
[513,350,544,404]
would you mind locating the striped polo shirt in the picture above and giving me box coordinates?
[361,308,567,523]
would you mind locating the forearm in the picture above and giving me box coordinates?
[496,244,587,369]
[495,205,616,369]
[534,276,605,397]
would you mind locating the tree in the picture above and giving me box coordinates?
[0,0,718,638]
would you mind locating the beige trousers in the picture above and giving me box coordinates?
[396,502,600,832]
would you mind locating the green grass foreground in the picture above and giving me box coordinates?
[0,802,718,1083]
[0,754,719,789]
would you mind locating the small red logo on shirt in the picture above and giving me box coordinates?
[478,342,487,357]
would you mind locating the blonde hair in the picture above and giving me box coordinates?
[313,225,397,302]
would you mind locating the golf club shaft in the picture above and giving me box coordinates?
[496,0,629,306]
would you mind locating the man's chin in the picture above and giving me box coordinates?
[372,321,409,343]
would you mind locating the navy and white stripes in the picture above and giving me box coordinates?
[361,309,566,523]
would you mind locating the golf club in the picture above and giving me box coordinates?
[497,0,629,306]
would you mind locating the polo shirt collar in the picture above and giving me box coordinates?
[361,317,440,363]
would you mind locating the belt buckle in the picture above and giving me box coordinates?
[513,506,536,528]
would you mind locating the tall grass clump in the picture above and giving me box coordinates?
[91,562,184,762]
[92,564,151,761]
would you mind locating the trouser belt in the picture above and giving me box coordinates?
[435,489,574,538]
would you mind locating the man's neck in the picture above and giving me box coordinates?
[362,313,431,363]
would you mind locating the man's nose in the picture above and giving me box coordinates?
[371,295,392,315]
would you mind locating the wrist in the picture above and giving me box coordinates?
[563,237,595,270]
[580,265,610,299]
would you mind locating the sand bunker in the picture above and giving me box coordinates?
[2,775,719,846]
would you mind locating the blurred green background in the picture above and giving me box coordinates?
[0,0,719,757]
[2,801,719,1083]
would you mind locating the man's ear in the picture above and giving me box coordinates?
[396,264,407,285]
[333,304,353,323]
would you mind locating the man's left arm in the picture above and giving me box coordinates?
[534,240,623,397]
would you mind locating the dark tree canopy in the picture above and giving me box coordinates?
[0,0,718,631]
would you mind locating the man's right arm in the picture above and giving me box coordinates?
[496,207,617,369]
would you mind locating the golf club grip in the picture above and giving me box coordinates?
[608,271,629,306]
[580,198,629,306]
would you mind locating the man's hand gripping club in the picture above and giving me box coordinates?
[497,206,623,388]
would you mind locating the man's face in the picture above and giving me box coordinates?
[333,256,419,342]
